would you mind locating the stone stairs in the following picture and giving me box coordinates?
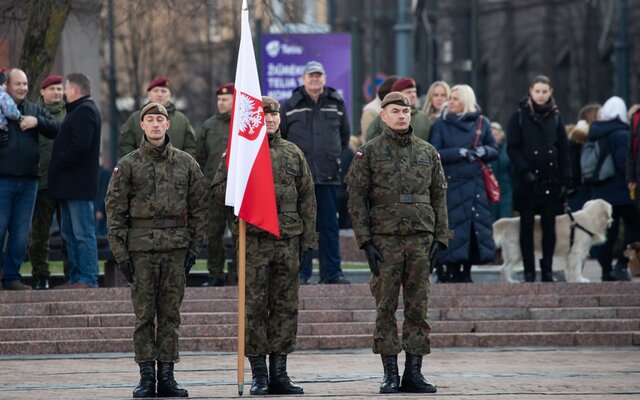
[0,282,639,355]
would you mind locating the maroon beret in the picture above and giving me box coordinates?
[147,76,170,92]
[40,75,63,90]
[391,77,416,92]
[216,83,234,95]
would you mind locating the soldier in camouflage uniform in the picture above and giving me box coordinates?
[211,96,316,396]
[105,103,206,398]
[118,77,197,159]
[346,92,452,394]
[196,83,236,286]
[28,75,67,290]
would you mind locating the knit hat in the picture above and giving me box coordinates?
[599,96,628,123]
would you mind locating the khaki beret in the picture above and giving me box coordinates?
[261,96,280,113]
[381,91,410,108]
[140,102,169,120]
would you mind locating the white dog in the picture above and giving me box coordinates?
[493,199,612,283]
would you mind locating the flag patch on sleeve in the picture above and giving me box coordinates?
[355,151,363,159]
[113,166,119,174]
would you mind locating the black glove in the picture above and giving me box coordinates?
[184,251,197,276]
[429,241,446,270]
[299,246,313,268]
[523,171,538,184]
[118,259,134,284]
[362,241,384,276]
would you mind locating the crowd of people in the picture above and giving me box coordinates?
[1,61,640,396]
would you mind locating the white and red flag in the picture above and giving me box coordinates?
[225,0,279,237]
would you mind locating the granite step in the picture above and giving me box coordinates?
[1,282,639,355]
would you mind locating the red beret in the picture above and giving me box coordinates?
[391,77,416,92]
[40,75,63,90]
[217,83,234,95]
[147,76,170,92]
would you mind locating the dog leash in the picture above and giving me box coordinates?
[566,206,595,251]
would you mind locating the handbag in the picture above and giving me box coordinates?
[473,117,501,204]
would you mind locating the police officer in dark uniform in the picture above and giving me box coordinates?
[346,92,452,394]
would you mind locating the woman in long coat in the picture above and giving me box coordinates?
[430,84,499,282]
[506,75,569,282]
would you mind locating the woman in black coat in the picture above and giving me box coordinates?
[506,75,570,282]
[431,84,499,282]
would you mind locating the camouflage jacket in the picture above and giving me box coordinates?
[346,124,452,247]
[196,112,230,184]
[211,130,317,248]
[105,135,207,263]
[118,101,197,159]
[37,100,66,190]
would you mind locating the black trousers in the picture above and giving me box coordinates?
[519,198,556,273]
[592,204,640,273]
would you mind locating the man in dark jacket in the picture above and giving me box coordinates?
[280,60,351,284]
[48,73,102,289]
[28,74,67,290]
[0,69,60,290]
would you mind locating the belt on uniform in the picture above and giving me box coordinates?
[371,194,429,207]
[277,204,297,213]
[129,218,186,228]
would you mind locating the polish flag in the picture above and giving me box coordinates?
[225,0,279,237]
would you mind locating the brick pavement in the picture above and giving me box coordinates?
[1,348,639,399]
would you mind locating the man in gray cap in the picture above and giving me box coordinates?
[280,60,351,285]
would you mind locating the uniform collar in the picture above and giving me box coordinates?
[140,135,172,160]
[383,124,414,147]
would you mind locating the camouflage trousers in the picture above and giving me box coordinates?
[28,189,68,279]
[130,249,187,363]
[206,201,237,281]
[370,233,433,356]
[245,235,300,356]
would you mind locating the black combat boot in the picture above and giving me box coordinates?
[157,362,188,397]
[540,258,556,282]
[132,361,155,398]
[379,354,400,393]
[248,355,269,395]
[268,354,303,394]
[400,353,437,393]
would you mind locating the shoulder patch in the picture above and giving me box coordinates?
[221,151,227,158]
[355,151,364,159]
[436,152,441,160]
[113,166,119,174]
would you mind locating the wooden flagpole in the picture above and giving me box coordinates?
[237,218,246,395]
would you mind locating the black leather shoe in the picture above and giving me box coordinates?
[249,355,269,395]
[322,275,350,285]
[379,355,399,393]
[268,354,303,394]
[133,361,155,398]
[611,264,631,281]
[201,278,225,287]
[35,277,50,290]
[157,362,188,397]
[523,271,536,282]
[400,353,437,393]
